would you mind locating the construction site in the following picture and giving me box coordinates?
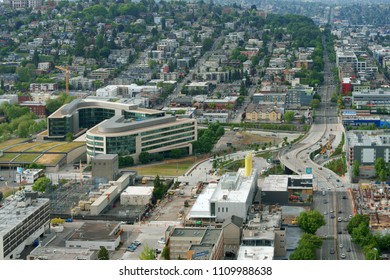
[351,182,390,229]
[319,134,336,157]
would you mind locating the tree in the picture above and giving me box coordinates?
[17,122,29,138]
[283,111,295,123]
[66,132,73,142]
[310,99,320,109]
[152,175,167,201]
[374,157,386,177]
[299,233,322,249]
[161,246,170,260]
[297,210,325,234]
[139,151,151,164]
[32,177,51,193]
[379,169,387,182]
[352,160,360,178]
[202,37,213,52]
[347,214,369,235]
[139,244,156,260]
[119,156,134,168]
[289,247,316,260]
[98,246,109,260]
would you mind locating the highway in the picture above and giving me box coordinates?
[278,35,364,260]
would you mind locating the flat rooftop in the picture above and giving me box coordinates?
[189,168,257,219]
[0,195,49,237]
[88,115,194,137]
[122,186,154,196]
[67,222,119,242]
[28,247,95,260]
[262,174,313,192]
[237,246,274,260]
[347,130,390,146]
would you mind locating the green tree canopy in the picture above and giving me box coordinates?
[283,111,295,123]
[139,244,156,260]
[161,246,170,260]
[374,157,386,177]
[352,160,360,177]
[297,210,326,234]
[289,247,316,260]
[97,246,110,260]
[32,177,51,193]
[299,233,322,249]
[310,99,320,109]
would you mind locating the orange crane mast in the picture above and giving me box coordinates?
[55,65,69,95]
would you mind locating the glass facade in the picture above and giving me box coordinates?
[78,108,115,129]
[48,116,73,136]
[141,122,195,136]
[124,111,165,120]
[142,136,194,152]
[106,134,137,155]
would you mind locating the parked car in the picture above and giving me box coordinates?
[133,240,141,247]
[127,244,138,252]
[158,237,166,244]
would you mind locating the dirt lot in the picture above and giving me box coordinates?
[213,131,281,153]
[0,186,14,199]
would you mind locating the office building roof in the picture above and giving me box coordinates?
[0,193,49,237]
[67,222,120,242]
[237,246,274,260]
[347,130,390,146]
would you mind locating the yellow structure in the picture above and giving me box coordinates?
[55,65,69,95]
[245,153,252,176]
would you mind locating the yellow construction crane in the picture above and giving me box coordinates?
[55,65,69,95]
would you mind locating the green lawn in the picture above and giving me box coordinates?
[47,142,85,153]
[12,153,41,163]
[25,142,63,152]
[0,138,29,151]
[0,153,20,162]
[5,142,39,152]
[129,159,196,176]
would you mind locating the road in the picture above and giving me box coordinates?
[278,35,364,260]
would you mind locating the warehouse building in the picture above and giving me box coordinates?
[65,221,121,251]
[120,186,154,206]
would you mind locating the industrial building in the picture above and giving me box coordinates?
[261,174,313,205]
[65,221,121,251]
[0,191,50,260]
[91,154,119,183]
[188,153,258,222]
[120,186,154,206]
[346,130,390,177]
[166,227,224,260]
